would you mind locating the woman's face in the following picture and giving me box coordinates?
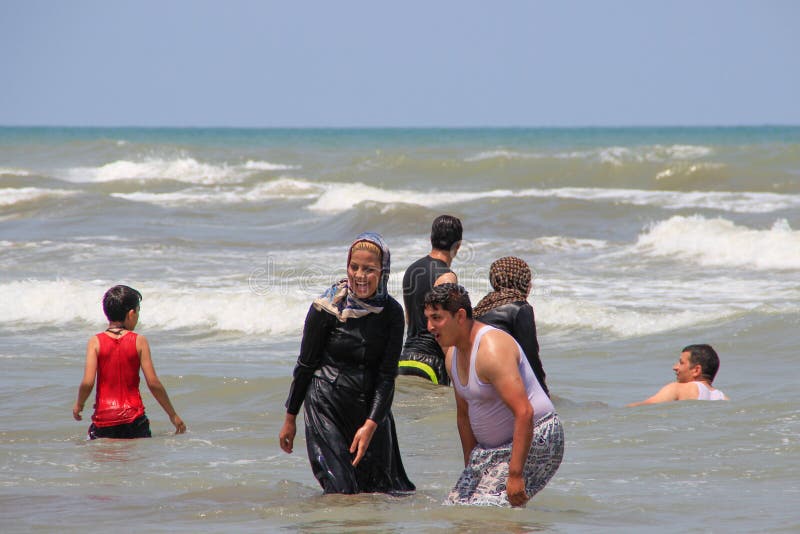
[348,249,382,299]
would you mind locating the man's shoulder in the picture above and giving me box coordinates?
[403,255,431,272]
[675,381,700,400]
[476,326,519,362]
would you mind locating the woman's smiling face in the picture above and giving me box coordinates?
[347,248,382,299]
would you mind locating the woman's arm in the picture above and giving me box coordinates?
[513,303,548,395]
[367,299,404,423]
[351,299,404,466]
[284,305,332,415]
[280,305,331,454]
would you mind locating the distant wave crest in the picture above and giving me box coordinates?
[465,144,713,165]
[60,157,298,184]
[0,279,308,336]
[635,215,800,270]
[0,187,76,207]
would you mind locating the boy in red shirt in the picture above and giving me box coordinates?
[73,285,186,439]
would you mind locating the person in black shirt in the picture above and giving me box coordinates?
[278,232,415,495]
[398,215,462,385]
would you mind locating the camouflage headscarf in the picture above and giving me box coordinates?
[474,256,532,318]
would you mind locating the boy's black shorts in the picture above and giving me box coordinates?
[88,414,152,440]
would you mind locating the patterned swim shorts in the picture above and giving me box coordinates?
[444,413,564,507]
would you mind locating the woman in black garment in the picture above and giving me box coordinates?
[473,256,550,397]
[278,232,415,494]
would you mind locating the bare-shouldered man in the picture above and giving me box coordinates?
[628,344,729,406]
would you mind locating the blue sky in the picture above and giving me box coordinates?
[1,0,798,127]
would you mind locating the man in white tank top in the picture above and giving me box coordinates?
[628,344,729,406]
[424,284,563,507]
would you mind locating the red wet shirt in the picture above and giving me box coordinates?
[92,332,145,427]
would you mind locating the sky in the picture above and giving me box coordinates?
[1,0,798,127]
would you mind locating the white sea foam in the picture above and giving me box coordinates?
[635,215,800,270]
[464,150,542,162]
[60,158,297,185]
[598,145,713,166]
[111,177,320,206]
[0,187,76,207]
[0,279,309,336]
[308,181,800,215]
[534,236,609,251]
[536,296,731,337]
[0,168,32,176]
[655,162,726,180]
[464,144,713,165]
[242,160,297,171]
[307,182,517,213]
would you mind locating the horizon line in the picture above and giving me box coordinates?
[2,123,799,130]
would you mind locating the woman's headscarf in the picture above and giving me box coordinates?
[473,256,532,318]
[313,232,391,322]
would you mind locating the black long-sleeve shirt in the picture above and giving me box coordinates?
[285,297,404,423]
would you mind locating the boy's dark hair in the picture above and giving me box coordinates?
[682,344,720,383]
[103,285,142,322]
[424,283,472,319]
[430,215,463,251]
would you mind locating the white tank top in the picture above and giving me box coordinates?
[451,325,554,448]
[695,381,726,401]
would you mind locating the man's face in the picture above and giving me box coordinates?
[424,305,459,348]
[673,351,700,383]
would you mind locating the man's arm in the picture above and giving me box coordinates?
[444,347,477,465]
[454,390,477,466]
[477,331,534,507]
[627,383,681,407]
[73,337,99,420]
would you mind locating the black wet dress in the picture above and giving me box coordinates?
[285,297,415,494]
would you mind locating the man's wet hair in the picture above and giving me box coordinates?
[424,283,472,319]
[103,285,142,322]
[682,344,720,383]
[430,215,462,252]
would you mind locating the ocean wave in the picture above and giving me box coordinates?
[536,296,733,338]
[635,215,800,270]
[60,157,298,185]
[534,236,609,251]
[464,144,713,165]
[0,187,76,207]
[309,181,800,215]
[71,173,800,214]
[111,177,320,206]
[307,182,516,213]
[597,145,713,166]
[0,168,32,177]
[655,162,726,181]
[0,279,310,336]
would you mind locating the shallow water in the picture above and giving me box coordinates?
[1,127,799,532]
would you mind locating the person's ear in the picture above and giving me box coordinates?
[456,308,467,323]
[691,364,702,379]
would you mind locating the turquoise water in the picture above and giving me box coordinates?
[1,126,799,532]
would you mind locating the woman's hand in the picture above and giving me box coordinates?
[349,418,378,466]
[279,414,297,453]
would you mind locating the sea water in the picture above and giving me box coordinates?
[1,127,798,532]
